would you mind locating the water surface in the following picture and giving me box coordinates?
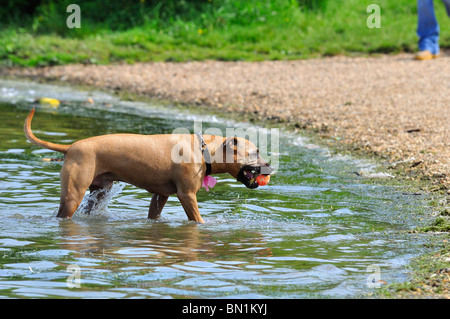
[0,79,429,298]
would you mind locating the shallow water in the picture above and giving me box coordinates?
[0,79,430,298]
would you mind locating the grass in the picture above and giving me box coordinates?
[419,211,450,233]
[376,242,450,298]
[1,0,450,67]
[374,204,450,298]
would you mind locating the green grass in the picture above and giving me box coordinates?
[1,0,450,66]
[419,214,450,233]
[376,242,450,298]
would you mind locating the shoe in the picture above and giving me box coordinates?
[415,50,440,60]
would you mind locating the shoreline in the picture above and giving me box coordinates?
[1,54,449,191]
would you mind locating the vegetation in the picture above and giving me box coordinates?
[377,244,450,298]
[1,0,450,66]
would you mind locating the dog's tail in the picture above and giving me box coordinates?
[24,108,70,154]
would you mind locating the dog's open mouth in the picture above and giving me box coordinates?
[236,165,262,189]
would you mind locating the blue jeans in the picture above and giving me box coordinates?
[417,0,450,54]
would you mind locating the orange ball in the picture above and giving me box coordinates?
[256,174,270,186]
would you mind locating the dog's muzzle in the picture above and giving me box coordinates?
[236,164,273,189]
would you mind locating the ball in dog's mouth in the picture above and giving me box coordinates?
[255,174,270,186]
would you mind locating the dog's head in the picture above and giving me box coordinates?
[221,136,273,189]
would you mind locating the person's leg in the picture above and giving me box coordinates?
[442,0,450,16]
[417,0,440,55]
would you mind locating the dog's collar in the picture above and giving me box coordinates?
[196,133,212,176]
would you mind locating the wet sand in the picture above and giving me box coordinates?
[2,53,449,189]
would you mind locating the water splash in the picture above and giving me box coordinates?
[75,182,126,219]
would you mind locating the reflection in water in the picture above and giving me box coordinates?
[58,217,271,264]
[53,215,277,298]
[0,80,431,298]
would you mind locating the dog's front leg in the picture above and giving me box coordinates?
[177,192,205,224]
[148,194,169,220]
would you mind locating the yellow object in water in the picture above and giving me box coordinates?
[37,97,60,108]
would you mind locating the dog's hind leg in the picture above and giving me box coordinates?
[56,161,94,219]
[148,194,169,220]
[83,183,114,214]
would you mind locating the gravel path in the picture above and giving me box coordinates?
[3,53,449,188]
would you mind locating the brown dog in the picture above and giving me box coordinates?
[24,108,273,223]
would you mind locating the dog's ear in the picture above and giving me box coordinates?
[224,136,239,153]
[222,136,239,163]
